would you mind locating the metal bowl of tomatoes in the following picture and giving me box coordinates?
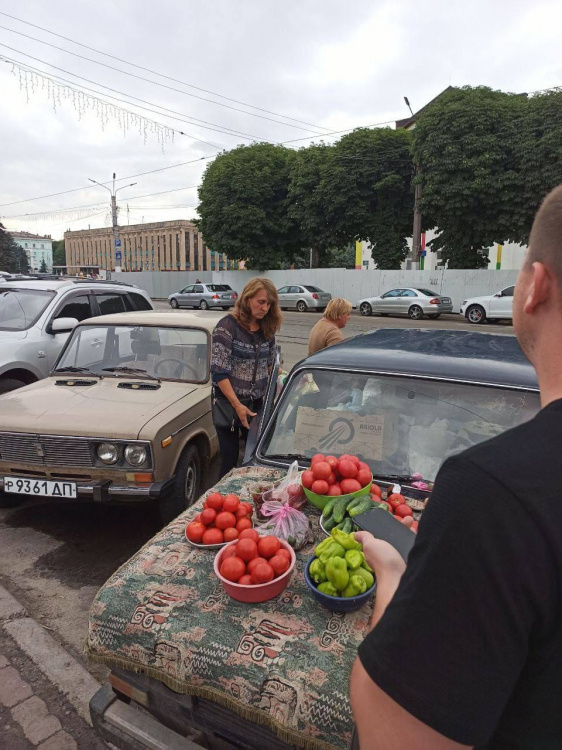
[185,492,254,549]
[214,533,296,603]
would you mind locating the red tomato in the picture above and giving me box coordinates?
[239,528,260,543]
[356,469,372,488]
[311,453,326,465]
[236,517,253,532]
[202,527,223,545]
[238,574,253,586]
[388,493,406,511]
[223,527,239,542]
[312,461,332,481]
[193,513,202,523]
[276,548,291,562]
[186,521,205,543]
[370,483,382,497]
[251,563,274,585]
[327,472,336,486]
[240,502,254,514]
[235,506,250,519]
[215,511,237,530]
[301,470,315,489]
[327,484,342,496]
[222,545,238,559]
[394,503,413,518]
[246,556,269,574]
[236,538,258,562]
[325,455,339,469]
[340,478,361,494]
[220,556,246,582]
[206,493,223,511]
[222,494,240,513]
[268,554,290,577]
[340,454,360,467]
[338,459,358,478]
[311,480,329,496]
[200,508,217,526]
[358,461,370,473]
[257,535,281,559]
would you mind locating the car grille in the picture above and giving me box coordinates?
[0,433,93,467]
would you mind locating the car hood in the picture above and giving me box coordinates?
[0,329,28,342]
[462,294,495,304]
[0,377,202,438]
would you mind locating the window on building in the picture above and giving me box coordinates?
[185,232,191,266]
[202,242,207,271]
[193,234,199,271]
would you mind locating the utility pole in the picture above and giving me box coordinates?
[88,173,136,274]
[404,96,422,270]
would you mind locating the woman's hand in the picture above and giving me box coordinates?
[235,403,257,429]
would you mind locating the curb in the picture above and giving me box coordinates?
[0,584,100,726]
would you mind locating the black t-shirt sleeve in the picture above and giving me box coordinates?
[358,455,555,746]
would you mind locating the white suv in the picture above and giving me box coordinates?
[460,285,514,324]
[0,278,153,393]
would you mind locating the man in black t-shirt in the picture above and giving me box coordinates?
[350,184,562,750]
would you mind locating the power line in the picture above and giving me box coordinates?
[0,22,327,135]
[0,48,266,141]
[0,10,332,133]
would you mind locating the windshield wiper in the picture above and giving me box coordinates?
[102,366,159,381]
[54,366,101,377]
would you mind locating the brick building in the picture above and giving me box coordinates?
[64,219,235,272]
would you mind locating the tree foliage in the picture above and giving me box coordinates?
[197,143,301,271]
[52,239,66,268]
[0,224,30,273]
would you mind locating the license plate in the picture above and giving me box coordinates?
[4,476,77,499]
[442,298,451,303]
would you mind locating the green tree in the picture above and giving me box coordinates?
[197,143,301,270]
[52,239,66,268]
[413,86,525,268]
[0,224,30,273]
[39,258,48,273]
[334,128,414,269]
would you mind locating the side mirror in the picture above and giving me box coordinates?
[50,317,79,334]
[494,292,502,297]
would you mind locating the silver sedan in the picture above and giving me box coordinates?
[168,283,238,310]
[276,284,332,312]
[358,288,453,320]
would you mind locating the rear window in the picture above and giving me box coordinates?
[304,286,323,293]
[207,285,231,292]
[416,289,440,297]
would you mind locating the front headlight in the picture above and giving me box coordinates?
[124,444,147,466]
[97,442,118,464]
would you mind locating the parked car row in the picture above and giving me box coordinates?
[167,283,515,323]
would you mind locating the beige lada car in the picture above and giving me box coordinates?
[0,310,221,522]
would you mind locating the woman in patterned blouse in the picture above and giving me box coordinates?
[211,278,282,478]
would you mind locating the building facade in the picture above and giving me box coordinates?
[10,231,53,272]
[64,220,236,273]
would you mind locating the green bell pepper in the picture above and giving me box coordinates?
[354,566,375,590]
[317,581,338,596]
[331,527,362,551]
[341,574,367,598]
[345,549,363,570]
[360,554,374,574]
[309,558,327,584]
[314,536,334,557]
[325,556,349,592]
[318,542,346,565]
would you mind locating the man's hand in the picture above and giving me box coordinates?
[235,403,257,429]
[354,531,407,580]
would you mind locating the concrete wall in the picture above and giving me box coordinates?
[114,268,520,313]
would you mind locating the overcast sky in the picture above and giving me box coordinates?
[1,0,561,240]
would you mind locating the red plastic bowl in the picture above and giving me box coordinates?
[214,539,296,603]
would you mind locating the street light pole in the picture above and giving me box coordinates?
[404,96,422,270]
[88,174,137,274]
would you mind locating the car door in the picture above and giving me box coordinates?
[489,286,514,319]
[93,292,128,315]
[244,346,281,463]
[192,285,205,307]
[399,289,418,315]
[378,289,400,314]
[177,285,194,307]
[277,287,290,307]
[44,293,95,371]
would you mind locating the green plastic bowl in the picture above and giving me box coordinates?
[303,478,372,511]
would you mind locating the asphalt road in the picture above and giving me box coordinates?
[0,307,513,680]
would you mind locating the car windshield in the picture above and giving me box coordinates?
[304,286,323,293]
[0,288,55,331]
[56,325,209,382]
[259,369,539,482]
[206,284,232,292]
[416,289,440,296]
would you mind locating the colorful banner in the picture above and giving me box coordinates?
[355,240,362,270]
[496,244,503,270]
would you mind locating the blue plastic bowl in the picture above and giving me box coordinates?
[304,557,376,613]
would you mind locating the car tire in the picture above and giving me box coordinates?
[170,299,179,309]
[408,305,424,320]
[0,378,27,395]
[428,313,441,319]
[199,300,209,310]
[359,302,372,316]
[296,300,308,312]
[466,305,486,324]
[221,306,230,311]
[159,443,201,524]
